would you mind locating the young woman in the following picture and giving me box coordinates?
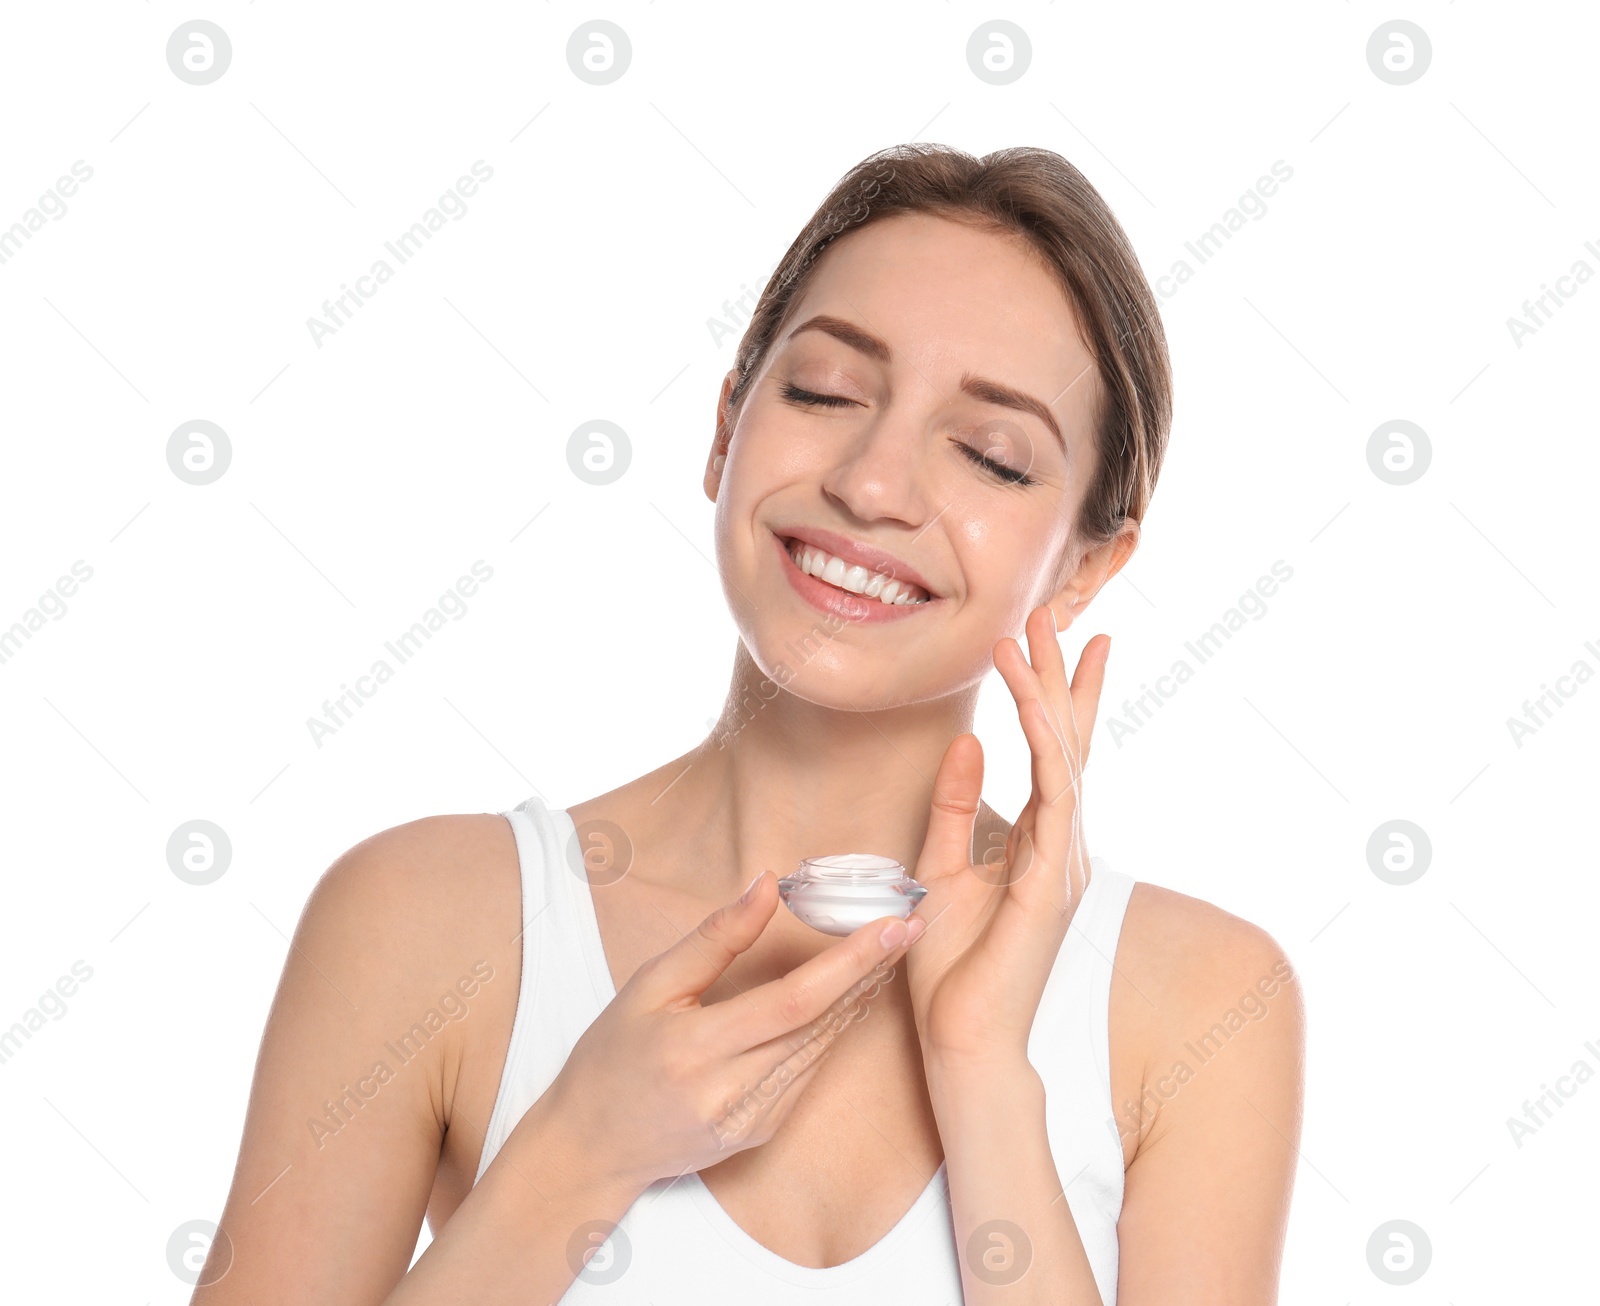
[195,144,1304,1305]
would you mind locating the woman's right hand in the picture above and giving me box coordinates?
[534,869,927,1192]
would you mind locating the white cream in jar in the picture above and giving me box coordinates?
[777,853,927,936]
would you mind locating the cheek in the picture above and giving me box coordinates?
[714,424,797,565]
[745,398,820,455]
[954,514,1027,600]
[953,510,1065,614]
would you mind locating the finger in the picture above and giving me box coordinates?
[725,954,901,1126]
[711,910,923,1052]
[1025,605,1073,732]
[994,642,1069,817]
[1065,634,1112,753]
[918,732,984,881]
[1013,694,1077,884]
[994,636,1051,736]
[999,623,1109,767]
[744,953,895,1072]
[995,637,1079,824]
[711,1029,836,1152]
[992,636,1056,749]
[633,869,776,1007]
[993,622,1104,918]
[728,950,898,1112]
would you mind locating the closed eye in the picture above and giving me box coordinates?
[780,381,859,409]
[782,381,1037,486]
[955,440,1037,487]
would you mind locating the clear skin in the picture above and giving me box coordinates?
[192,212,1304,1305]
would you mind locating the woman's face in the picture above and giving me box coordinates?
[707,210,1133,709]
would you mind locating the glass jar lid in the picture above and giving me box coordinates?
[777,854,927,937]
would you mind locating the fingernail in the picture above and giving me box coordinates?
[905,917,927,943]
[879,918,908,947]
[739,871,762,904]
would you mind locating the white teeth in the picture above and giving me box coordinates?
[786,539,930,605]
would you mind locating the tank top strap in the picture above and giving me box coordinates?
[1069,856,1138,1054]
[1027,854,1138,1306]
[473,796,614,1185]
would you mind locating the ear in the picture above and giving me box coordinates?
[1045,519,1140,631]
[703,368,739,504]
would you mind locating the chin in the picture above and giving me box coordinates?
[735,610,993,716]
[716,522,992,710]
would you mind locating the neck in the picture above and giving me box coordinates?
[655,642,980,901]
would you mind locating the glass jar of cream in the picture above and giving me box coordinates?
[777,854,928,937]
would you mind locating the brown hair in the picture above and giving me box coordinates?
[726,143,1173,560]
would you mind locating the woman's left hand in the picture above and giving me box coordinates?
[903,604,1111,1070]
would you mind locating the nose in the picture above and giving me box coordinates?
[818,402,933,529]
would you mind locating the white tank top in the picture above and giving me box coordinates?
[473,795,1136,1303]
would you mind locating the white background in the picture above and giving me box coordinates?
[1,2,1595,1301]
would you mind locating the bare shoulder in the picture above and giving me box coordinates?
[1107,881,1307,1298]
[308,811,526,1127]
[299,811,523,1027]
[1116,879,1300,1000]
[1109,880,1305,1156]
[311,812,520,959]
[194,810,524,1301]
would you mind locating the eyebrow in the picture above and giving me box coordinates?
[785,313,1066,452]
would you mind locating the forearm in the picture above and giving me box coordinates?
[383,1089,652,1306]
[926,1054,1104,1306]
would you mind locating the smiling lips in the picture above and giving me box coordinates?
[773,526,938,622]
[785,539,931,605]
